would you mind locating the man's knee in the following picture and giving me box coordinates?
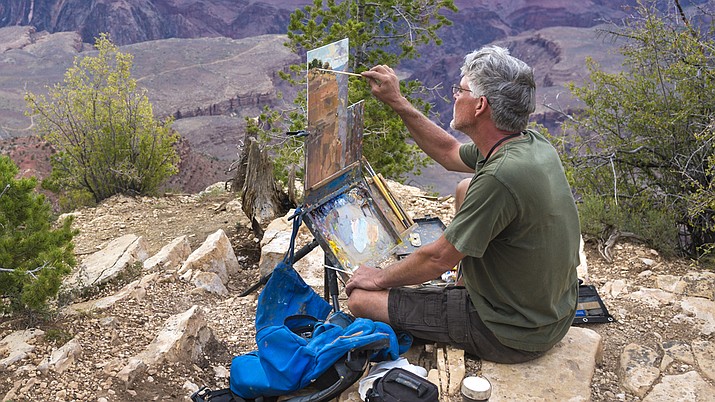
[455,178,471,212]
[347,289,390,322]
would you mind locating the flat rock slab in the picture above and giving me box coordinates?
[481,326,602,401]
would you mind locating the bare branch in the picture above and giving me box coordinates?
[0,262,51,280]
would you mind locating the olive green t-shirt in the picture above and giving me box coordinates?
[443,129,580,352]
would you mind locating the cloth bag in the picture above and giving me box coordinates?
[229,209,410,399]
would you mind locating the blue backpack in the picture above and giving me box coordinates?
[193,209,411,402]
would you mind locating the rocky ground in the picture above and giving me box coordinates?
[1,181,714,401]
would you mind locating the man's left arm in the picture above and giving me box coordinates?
[345,235,464,295]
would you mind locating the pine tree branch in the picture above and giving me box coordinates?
[0,263,50,280]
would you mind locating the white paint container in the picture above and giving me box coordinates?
[461,375,492,401]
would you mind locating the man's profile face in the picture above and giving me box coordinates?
[450,77,478,132]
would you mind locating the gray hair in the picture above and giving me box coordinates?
[460,45,536,133]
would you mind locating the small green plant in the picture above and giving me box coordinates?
[0,156,77,316]
[45,327,73,346]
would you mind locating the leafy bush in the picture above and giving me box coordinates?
[562,1,714,258]
[25,34,179,203]
[0,156,77,315]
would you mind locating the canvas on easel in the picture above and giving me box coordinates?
[302,38,413,273]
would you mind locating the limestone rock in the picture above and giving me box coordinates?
[38,338,82,374]
[143,235,191,272]
[259,211,325,287]
[657,272,715,300]
[628,288,676,308]
[618,343,660,398]
[191,271,229,296]
[662,340,695,366]
[64,273,159,314]
[179,229,239,283]
[0,329,45,371]
[643,371,715,401]
[680,297,715,336]
[576,235,589,282]
[116,305,213,385]
[602,279,628,298]
[64,234,149,291]
[481,326,602,401]
[693,340,715,383]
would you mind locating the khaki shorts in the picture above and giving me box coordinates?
[388,286,544,364]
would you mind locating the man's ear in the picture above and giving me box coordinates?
[474,96,488,117]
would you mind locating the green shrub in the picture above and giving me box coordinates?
[25,34,179,203]
[0,156,77,315]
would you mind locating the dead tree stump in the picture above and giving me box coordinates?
[233,137,291,237]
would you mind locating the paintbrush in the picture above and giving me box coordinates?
[316,68,363,77]
[324,264,353,276]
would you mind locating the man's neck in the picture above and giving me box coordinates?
[471,126,522,158]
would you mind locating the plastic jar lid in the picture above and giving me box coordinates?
[461,375,492,401]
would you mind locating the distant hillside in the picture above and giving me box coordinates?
[1,0,711,194]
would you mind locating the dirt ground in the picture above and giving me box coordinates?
[0,183,706,401]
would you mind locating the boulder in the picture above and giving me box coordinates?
[643,371,715,401]
[191,271,229,296]
[179,229,239,283]
[680,297,715,336]
[117,305,213,386]
[481,326,602,401]
[0,329,45,371]
[618,343,660,398]
[64,234,149,291]
[37,338,82,374]
[259,211,325,287]
[64,272,159,314]
[143,235,192,272]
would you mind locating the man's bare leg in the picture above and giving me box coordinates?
[347,288,391,323]
[455,178,471,212]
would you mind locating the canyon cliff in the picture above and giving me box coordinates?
[1,0,710,194]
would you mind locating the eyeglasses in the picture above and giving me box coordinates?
[451,85,472,95]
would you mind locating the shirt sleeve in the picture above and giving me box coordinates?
[459,143,481,170]
[443,174,518,257]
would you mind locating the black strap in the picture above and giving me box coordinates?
[480,132,523,164]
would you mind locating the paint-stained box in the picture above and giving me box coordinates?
[394,217,446,259]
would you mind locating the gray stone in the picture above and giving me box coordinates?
[618,343,660,398]
[191,271,229,296]
[116,305,213,385]
[0,329,45,371]
[643,371,715,401]
[179,229,239,283]
[662,340,695,365]
[481,326,602,401]
[657,272,715,300]
[143,235,191,272]
[576,236,589,282]
[628,288,677,308]
[692,340,715,383]
[680,297,715,335]
[64,273,159,314]
[603,279,628,298]
[37,338,82,374]
[64,234,149,290]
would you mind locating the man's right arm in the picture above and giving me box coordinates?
[362,65,472,173]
